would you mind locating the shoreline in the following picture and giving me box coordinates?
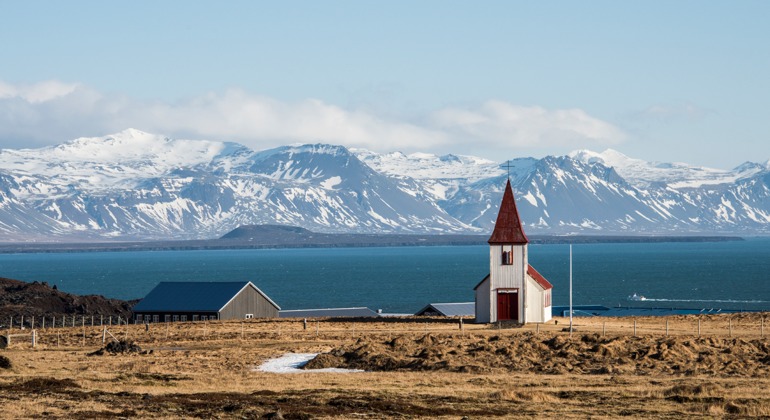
[0,234,745,254]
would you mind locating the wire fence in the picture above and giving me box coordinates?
[2,314,768,350]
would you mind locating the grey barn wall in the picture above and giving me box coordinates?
[219,285,279,319]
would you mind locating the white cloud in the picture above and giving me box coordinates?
[429,101,625,150]
[0,80,79,103]
[0,80,625,157]
[633,103,712,122]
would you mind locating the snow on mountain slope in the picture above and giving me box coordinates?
[0,129,244,192]
[569,149,765,189]
[353,149,503,181]
[1,130,769,240]
[0,131,474,239]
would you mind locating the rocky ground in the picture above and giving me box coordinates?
[0,277,135,323]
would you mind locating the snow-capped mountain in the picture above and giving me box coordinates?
[568,149,767,189]
[1,129,769,241]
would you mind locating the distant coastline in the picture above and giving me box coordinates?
[0,224,745,254]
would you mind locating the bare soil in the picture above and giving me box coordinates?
[1,313,769,419]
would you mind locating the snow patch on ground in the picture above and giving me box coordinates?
[255,353,363,374]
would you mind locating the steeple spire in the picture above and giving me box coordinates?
[488,179,529,245]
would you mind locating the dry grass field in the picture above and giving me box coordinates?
[1,313,770,419]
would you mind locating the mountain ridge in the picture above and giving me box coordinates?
[0,129,769,240]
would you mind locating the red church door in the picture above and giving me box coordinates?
[497,290,519,322]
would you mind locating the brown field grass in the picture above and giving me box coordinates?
[1,313,769,419]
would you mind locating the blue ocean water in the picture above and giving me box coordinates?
[1,238,769,314]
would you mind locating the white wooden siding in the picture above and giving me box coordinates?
[474,277,491,323]
[489,245,528,290]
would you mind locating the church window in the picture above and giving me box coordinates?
[501,245,514,265]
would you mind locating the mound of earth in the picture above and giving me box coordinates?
[304,332,770,377]
[89,340,143,356]
[0,355,11,369]
[0,276,135,320]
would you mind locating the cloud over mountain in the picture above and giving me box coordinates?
[0,80,625,157]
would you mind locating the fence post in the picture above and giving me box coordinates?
[32,329,36,347]
[42,317,45,330]
[72,315,75,328]
[100,315,103,326]
[460,317,464,331]
[20,315,24,329]
[31,316,35,329]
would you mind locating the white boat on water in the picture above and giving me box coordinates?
[628,293,647,301]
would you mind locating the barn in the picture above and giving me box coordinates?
[132,281,280,323]
[415,302,475,317]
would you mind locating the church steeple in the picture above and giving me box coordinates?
[488,179,529,245]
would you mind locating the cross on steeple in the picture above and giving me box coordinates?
[502,160,514,180]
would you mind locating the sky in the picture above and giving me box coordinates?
[1,1,769,169]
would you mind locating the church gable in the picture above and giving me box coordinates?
[527,265,553,291]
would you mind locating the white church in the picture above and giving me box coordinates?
[475,180,553,324]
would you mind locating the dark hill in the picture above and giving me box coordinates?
[0,277,135,325]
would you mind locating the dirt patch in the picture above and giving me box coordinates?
[306,332,770,377]
[0,355,11,369]
[5,377,81,393]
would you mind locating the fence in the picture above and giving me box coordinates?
[1,313,767,350]
[3,314,131,331]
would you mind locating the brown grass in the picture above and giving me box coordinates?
[0,313,769,418]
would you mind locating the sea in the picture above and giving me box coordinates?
[1,238,769,314]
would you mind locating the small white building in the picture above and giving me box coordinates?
[475,180,553,324]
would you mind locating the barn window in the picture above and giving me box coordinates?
[181,315,187,322]
[192,315,199,322]
[172,315,179,322]
[164,315,171,323]
[245,314,254,319]
[201,316,207,321]
[136,314,143,323]
[152,315,159,323]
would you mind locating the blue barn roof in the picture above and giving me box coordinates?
[415,302,475,317]
[279,307,379,318]
[133,281,279,313]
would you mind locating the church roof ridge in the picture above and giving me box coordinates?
[488,179,529,245]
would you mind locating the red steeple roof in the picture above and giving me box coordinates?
[488,179,529,245]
